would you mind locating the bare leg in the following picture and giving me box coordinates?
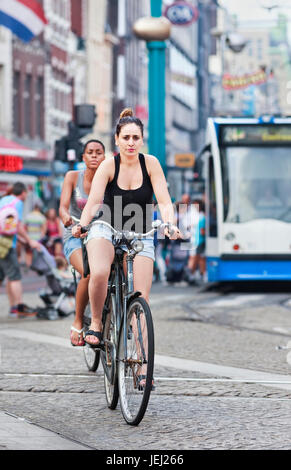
[54,242,63,257]
[132,255,153,302]
[85,238,114,345]
[69,248,89,345]
[199,255,206,275]
[6,280,22,307]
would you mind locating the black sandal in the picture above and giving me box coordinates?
[84,330,103,349]
[136,375,155,391]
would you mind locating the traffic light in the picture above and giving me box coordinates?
[54,104,97,162]
[66,138,83,162]
[74,104,97,138]
[54,136,68,161]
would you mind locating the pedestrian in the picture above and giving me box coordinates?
[42,208,63,257]
[72,107,180,363]
[188,199,206,281]
[0,182,41,317]
[55,256,74,279]
[24,203,46,267]
[59,139,106,346]
[153,202,168,285]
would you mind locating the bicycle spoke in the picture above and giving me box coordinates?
[101,293,119,409]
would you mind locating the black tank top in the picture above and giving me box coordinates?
[102,153,153,233]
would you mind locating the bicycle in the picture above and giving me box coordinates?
[77,218,171,425]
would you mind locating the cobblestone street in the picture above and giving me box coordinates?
[2,279,291,451]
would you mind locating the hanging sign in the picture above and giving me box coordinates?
[0,155,23,172]
[164,1,199,26]
[175,153,195,168]
[222,70,267,90]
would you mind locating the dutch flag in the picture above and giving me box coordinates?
[0,0,47,43]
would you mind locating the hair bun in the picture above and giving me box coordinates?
[119,107,133,119]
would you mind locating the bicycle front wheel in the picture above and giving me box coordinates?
[118,297,154,426]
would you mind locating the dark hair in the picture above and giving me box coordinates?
[83,139,105,154]
[193,199,205,212]
[116,108,144,137]
[12,182,27,196]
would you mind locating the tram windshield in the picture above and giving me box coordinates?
[221,146,291,223]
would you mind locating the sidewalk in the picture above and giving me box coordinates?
[0,275,89,450]
[0,411,90,450]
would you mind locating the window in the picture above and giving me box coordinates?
[220,146,291,223]
[13,71,20,136]
[35,76,44,138]
[24,74,32,136]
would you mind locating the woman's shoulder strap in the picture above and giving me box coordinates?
[139,153,151,181]
[111,154,120,183]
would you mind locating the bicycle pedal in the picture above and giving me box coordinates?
[88,341,105,351]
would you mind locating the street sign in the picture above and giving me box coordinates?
[175,153,195,168]
[164,1,198,26]
[67,149,76,161]
[0,155,23,172]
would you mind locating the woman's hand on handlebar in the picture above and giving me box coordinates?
[72,224,87,238]
[164,224,181,240]
[63,215,73,228]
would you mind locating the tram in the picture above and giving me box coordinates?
[199,116,291,282]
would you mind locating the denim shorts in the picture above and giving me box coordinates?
[85,222,155,261]
[0,248,21,281]
[63,236,82,263]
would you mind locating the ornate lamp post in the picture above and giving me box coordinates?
[133,1,171,174]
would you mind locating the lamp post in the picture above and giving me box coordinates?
[133,1,171,174]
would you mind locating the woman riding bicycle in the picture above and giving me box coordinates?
[59,139,106,346]
[72,108,179,352]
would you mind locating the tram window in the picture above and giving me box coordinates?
[208,156,217,236]
[221,146,291,223]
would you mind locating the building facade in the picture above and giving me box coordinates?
[210,9,291,117]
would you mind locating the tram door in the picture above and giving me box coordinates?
[205,153,219,280]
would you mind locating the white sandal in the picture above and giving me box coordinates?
[70,326,85,346]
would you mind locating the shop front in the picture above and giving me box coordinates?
[0,136,53,214]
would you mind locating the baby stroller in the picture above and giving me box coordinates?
[166,239,190,284]
[30,245,76,320]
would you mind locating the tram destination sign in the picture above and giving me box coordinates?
[221,125,291,145]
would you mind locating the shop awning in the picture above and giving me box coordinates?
[0,136,37,158]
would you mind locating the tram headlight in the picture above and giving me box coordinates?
[131,240,144,253]
[225,232,235,241]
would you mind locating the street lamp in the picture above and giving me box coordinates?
[225,32,248,53]
[210,27,248,115]
[133,1,171,174]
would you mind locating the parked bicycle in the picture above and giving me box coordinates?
[74,218,171,425]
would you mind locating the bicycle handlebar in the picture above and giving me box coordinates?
[71,216,173,239]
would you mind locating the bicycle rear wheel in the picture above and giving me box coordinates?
[118,297,154,425]
[101,293,119,409]
[83,304,100,372]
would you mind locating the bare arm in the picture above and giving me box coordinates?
[147,155,179,238]
[72,159,113,237]
[18,222,40,249]
[147,155,174,222]
[59,171,77,227]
